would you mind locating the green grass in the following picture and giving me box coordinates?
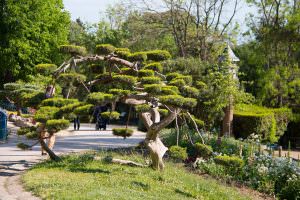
[23,150,251,200]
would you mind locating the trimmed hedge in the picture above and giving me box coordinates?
[96,44,115,55]
[138,70,155,77]
[144,62,163,72]
[194,143,213,159]
[59,45,87,55]
[46,119,70,134]
[169,146,188,161]
[145,50,171,61]
[35,64,57,75]
[233,104,292,143]
[141,77,161,85]
[161,86,179,95]
[112,75,137,85]
[214,155,244,169]
[128,52,147,62]
[144,84,162,94]
[112,128,134,139]
[169,79,186,88]
[166,72,181,81]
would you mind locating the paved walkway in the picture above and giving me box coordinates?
[0,122,146,200]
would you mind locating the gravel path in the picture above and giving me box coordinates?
[0,122,146,200]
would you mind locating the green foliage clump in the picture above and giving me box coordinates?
[17,143,31,150]
[115,48,131,60]
[144,84,162,94]
[22,92,45,108]
[174,75,193,86]
[161,86,180,95]
[169,79,186,88]
[146,50,171,61]
[141,77,161,85]
[17,127,37,139]
[87,92,115,105]
[57,73,86,85]
[194,143,213,159]
[128,52,147,62]
[180,113,205,128]
[96,44,115,55]
[34,106,60,123]
[108,89,131,97]
[138,69,155,77]
[112,75,137,85]
[181,86,200,98]
[112,128,134,139]
[46,119,70,134]
[214,155,244,169]
[59,45,87,56]
[73,104,94,116]
[144,62,163,72]
[101,111,120,120]
[158,109,169,117]
[57,102,84,119]
[195,81,207,89]
[35,64,57,76]
[120,68,137,76]
[40,98,79,108]
[169,146,188,161]
[166,72,181,81]
[159,95,197,109]
[135,104,151,113]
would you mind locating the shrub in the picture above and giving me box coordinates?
[214,155,244,169]
[73,104,94,116]
[180,86,200,98]
[17,127,37,139]
[169,79,186,88]
[87,92,115,105]
[161,86,179,95]
[145,50,171,61]
[101,111,120,120]
[46,119,70,134]
[59,45,87,55]
[174,75,193,86]
[112,128,134,139]
[128,52,147,62]
[159,95,197,109]
[112,75,137,85]
[138,70,155,77]
[169,146,188,161]
[115,49,131,60]
[96,44,115,55]
[141,77,161,84]
[144,84,162,94]
[120,67,137,76]
[40,98,79,108]
[34,106,60,123]
[194,143,213,159]
[144,62,163,72]
[166,72,181,81]
[135,104,151,113]
[108,89,131,97]
[35,64,57,75]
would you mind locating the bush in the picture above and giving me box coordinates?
[144,62,163,72]
[161,86,179,95]
[108,89,131,97]
[96,44,115,55]
[138,70,155,77]
[87,92,115,105]
[141,77,161,85]
[73,104,94,116]
[194,143,213,159]
[46,119,70,134]
[128,52,147,62]
[34,106,60,123]
[112,128,134,139]
[214,155,244,169]
[35,64,57,75]
[59,45,87,55]
[145,50,171,61]
[169,79,186,88]
[101,111,120,120]
[169,146,188,161]
[112,75,137,85]
[159,95,197,109]
[180,86,200,98]
[40,98,79,108]
[17,127,37,139]
[135,104,151,113]
[144,84,162,94]
[166,72,182,81]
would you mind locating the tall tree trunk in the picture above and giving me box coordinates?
[222,98,234,137]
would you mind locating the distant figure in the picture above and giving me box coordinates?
[74,116,80,130]
[94,104,109,131]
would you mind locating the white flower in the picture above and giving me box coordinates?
[258,165,269,175]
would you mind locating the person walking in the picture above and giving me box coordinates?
[74,116,80,130]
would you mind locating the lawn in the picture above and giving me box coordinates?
[22,150,252,200]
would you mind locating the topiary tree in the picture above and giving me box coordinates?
[49,44,204,170]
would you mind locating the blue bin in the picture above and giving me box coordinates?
[0,109,7,141]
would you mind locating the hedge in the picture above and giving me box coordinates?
[112,128,134,139]
[35,64,57,75]
[194,143,213,159]
[96,44,115,55]
[169,146,188,161]
[233,104,292,143]
[59,45,87,55]
[214,155,244,169]
[40,98,79,108]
